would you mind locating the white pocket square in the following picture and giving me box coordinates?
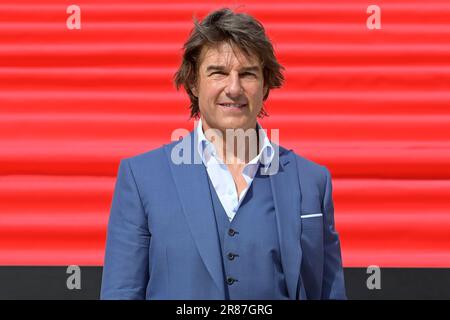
[300,213,323,219]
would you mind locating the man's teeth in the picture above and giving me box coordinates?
[220,103,246,108]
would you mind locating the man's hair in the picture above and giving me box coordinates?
[174,8,285,119]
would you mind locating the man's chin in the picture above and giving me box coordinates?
[219,121,257,132]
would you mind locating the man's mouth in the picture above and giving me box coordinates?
[218,103,247,109]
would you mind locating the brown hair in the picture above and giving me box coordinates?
[174,8,285,119]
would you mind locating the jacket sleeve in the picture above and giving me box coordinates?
[100,158,150,300]
[321,167,347,299]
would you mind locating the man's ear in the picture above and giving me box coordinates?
[191,86,198,97]
[263,85,269,98]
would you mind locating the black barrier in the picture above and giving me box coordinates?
[1,267,450,300]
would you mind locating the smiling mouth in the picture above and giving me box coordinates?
[218,103,247,109]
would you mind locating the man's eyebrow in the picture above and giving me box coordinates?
[240,66,260,73]
[205,65,225,73]
[205,65,261,73]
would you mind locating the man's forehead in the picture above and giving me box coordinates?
[199,43,261,70]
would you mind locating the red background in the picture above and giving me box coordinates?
[1,0,449,267]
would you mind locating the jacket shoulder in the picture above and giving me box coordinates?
[123,137,182,166]
[118,139,183,180]
[282,147,329,186]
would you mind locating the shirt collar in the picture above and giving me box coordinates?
[196,118,274,167]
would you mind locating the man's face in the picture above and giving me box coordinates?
[192,42,268,133]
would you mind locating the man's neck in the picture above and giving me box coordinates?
[201,123,260,166]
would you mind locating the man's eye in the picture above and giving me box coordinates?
[241,72,256,77]
[210,71,226,76]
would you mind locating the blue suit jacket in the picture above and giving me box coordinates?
[101,130,346,299]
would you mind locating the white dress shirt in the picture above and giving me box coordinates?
[196,118,274,222]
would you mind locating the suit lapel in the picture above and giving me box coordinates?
[164,131,225,297]
[269,147,303,300]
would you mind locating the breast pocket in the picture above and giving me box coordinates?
[300,213,323,230]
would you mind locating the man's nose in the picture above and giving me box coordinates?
[225,72,243,97]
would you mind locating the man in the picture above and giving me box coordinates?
[101,8,346,300]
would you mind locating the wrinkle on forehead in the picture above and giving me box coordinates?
[199,42,261,71]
